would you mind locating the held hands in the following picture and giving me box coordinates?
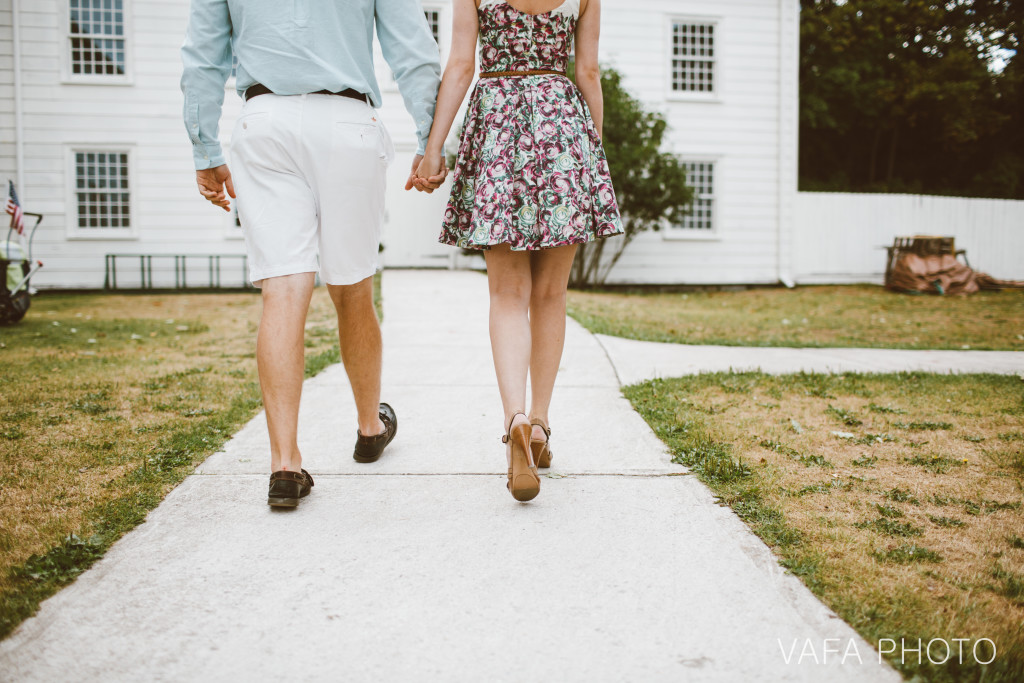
[196,165,235,212]
[405,151,448,193]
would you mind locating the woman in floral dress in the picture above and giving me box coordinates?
[414,0,622,501]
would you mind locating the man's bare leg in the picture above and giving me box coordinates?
[327,275,386,437]
[258,272,315,473]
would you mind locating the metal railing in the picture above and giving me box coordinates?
[104,254,253,290]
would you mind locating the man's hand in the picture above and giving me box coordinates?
[405,154,448,193]
[196,164,235,211]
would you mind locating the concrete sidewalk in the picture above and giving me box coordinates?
[598,334,1024,386]
[0,270,903,682]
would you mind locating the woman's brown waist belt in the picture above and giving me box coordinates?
[479,70,567,78]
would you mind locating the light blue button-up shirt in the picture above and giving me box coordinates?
[181,0,441,169]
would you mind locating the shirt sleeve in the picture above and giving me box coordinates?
[374,0,442,156]
[180,0,233,170]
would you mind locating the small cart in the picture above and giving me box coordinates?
[1,211,44,325]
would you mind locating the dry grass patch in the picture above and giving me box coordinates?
[567,284,1024,350]
[0,279,379,638]
[627,372,1024,681]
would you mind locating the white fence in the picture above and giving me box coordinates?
[794,192,1024,283]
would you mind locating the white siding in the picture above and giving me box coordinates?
[794,192,1024,283]
[1,0,801,286]
[0,1,17,194]
[3,0,246,289]
[601,0,798,284]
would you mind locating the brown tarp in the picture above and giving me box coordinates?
[887,253,1024,295]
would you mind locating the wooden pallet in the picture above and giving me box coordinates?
[884,236,969,288]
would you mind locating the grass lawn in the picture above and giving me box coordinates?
[567,285,1024,350]
[0,278,379,639]
[628,372,1024,681]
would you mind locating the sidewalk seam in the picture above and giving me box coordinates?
[189,472,687,478]
[590,331,624,387]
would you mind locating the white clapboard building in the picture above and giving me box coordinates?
[0,0,802,288]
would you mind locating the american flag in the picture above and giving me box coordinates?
[5,180,25,235]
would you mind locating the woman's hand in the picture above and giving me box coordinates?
[416,149,444,179]
[413,149,448,191]
[405,153,448,193]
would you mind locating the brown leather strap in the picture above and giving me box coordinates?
[270,469,313,485]
[479,69,566,78]
[502,412,528,443]
[245,83,367,103]
[530,419,551,437]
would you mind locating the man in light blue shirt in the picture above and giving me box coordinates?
[181,0,441,168]
[180,0,445,507]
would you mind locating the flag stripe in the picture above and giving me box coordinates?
[6,180,26,235]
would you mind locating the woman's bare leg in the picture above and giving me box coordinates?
[528,245,578,440]
[483,245,533,454]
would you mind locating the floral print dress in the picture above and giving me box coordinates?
[438,0,623,251]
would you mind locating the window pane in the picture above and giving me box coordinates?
[671,22,715,93]
[68,0,126,76]
[75,150,130,229]
[680,161,715,231]
[424,9,441,43]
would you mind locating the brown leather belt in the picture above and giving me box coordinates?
[244,82,368,103]
[479,69,566,78]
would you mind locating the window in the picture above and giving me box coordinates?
[679,161,715,231]
[67,0,127,77]
[671,20,715,94]
[73,151,132,233]
[424,9,441,44]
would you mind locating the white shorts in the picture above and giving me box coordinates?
[230,93,395,287]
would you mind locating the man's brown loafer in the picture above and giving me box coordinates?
[267,469,314,508]
[353,403,398,463]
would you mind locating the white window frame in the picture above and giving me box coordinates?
[666,15,720,103]
[65,146,138,240]
[60,0,134,85]
[664,157,721,240]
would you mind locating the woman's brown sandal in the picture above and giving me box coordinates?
[503,412,540,501]
[530,418,552,468]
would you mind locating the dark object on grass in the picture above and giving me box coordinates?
[0,288,30,325]
[1,211,44,325]
[884,236,1024,295]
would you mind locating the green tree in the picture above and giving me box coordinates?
[570,67,693,288]
[800,0,1022,198]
